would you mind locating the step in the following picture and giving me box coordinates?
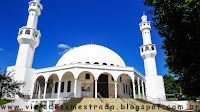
[56,98,178,112]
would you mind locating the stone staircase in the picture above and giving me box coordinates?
[56,98,178,112]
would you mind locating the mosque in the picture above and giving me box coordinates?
[6,0,166,111]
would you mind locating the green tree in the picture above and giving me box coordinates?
[0,71,24,99]
[143,0,200,98]
[163,74,180,94]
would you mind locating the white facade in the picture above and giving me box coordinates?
[5,0,167,111]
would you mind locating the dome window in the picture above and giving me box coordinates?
[86,62,90,64]
[102,63,107,65]
[94,62,99,64]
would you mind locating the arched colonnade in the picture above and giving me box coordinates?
[33,68,146,99]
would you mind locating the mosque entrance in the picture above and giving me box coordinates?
[97,74,108,98]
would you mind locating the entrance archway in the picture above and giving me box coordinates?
[97,73,115,98]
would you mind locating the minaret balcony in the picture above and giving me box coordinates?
[28,1,43,15]
[17,27,41,47]
[140,44,157,59]
[139,21,151,31]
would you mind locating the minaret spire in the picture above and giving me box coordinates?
[139,14,157,76]
[139,14,166,100]
[15,0,43,67]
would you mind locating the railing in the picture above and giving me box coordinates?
[45,93,51,99]
[97,93,112,112]
[53,92,74,112]
[32,94,44,99]
[118,93,137,106]
[117,93,126,102]
[144,96,183,110]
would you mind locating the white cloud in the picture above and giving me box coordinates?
[57,44,70,49]
[57,44,76,55]
[0,48,4,51]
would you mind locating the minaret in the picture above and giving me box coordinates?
[139,14,166,100]
[16,0,43,67]
[139,14,157,76]
[7,0,43,97]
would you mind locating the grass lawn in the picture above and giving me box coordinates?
[0,99,14,106]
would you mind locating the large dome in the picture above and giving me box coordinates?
[56,44,126,67]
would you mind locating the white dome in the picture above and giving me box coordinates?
[56,44,126,67]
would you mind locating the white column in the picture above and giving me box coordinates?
[115,81,117,98]
[57,81,61,98]
[95,80,97,98]
[31,82,35,99]
[132,81,136,99]
[142,80,145,99]
[137,77,141,98]
[37,82,40,98]
[43,82,47,99]
[74,78,77,97]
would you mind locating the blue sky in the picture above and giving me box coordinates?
[0,0,168,75]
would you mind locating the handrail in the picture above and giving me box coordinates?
[53,92,74,112]
[97,93,109,105]
[117,93,126,102]
[97,93,112,112]
[118,93,137,106]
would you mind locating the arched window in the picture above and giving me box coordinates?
[145,46,149,51]
[110,64,114,66]
[120,76,122,82]
[19,30,23,35]
[61,82,64,92]
[67,81,71,92]
[25,29,30,34]
[123,84,125,94]
[94,62,99,64]
[86,62,90,64]
[126,84,128,94]
[102,63,107,65]
[141,48,143,52]
[152,46,154,50]
[54,82,58,93]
